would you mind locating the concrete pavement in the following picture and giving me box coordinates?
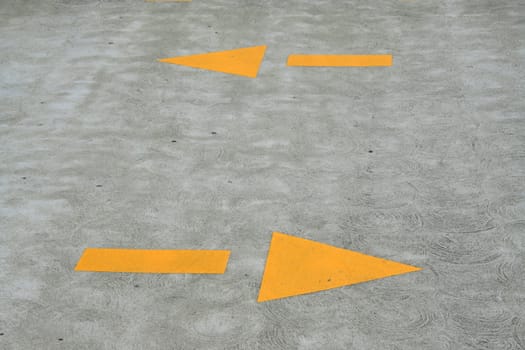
[1,0,524,349]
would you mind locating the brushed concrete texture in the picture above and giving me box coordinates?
[1,0,524,349]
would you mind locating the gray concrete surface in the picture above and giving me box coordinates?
[1,0,525,349]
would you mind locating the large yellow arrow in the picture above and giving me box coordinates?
[158,45,267,78]
[74,233,420,301]
[257,232,421,302]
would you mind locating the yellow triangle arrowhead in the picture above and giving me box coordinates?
[158,45,267,78]
[257,232,421,302]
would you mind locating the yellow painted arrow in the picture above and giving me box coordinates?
[257,232,421,302]
[74,233,420,302]
[158,45,267,78]
[75,248,230,274]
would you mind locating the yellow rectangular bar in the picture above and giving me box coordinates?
[75,248,230,274]
[287,54,392,67]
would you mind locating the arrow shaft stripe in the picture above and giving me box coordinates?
[287,54,392,67]
[75,248,230,274]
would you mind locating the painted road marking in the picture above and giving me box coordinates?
[257,232,420,302]
[75,248,230,274]
[158,45,267,78]
[287,54,392,67]
[145,0,191,2]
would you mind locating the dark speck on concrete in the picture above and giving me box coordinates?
[58,338,63,341]
[108,42,114,45]
[96,184,102,187]
[211,131,217,135]
[134,284,139,288]
[0,333,4,336]
[368,150,373,153]
[22,177,26,180]
[171,140,177,143]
